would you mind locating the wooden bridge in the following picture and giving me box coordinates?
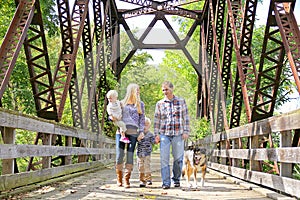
[0,108,299,199]
[0,0,300,199]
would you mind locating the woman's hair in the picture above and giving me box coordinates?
[122,83,142,114]
[106,90,118,98]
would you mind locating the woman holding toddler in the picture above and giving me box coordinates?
[113,83,145,188]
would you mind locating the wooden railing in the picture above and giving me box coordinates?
[196,109,300,198]
[0,108,115,192]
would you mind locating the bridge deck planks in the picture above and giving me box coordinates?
[6,152,295,200]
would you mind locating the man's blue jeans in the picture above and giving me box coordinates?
[159,134,184,186]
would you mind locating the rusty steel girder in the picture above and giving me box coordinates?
[0,0,36,98]
[93,0,107,131]
[81,7,100,133]
[230,0,258,127]
[274,2,300,94]
[54,0,88,124]
[117,10,202,76]
[23,0,58,121]
[251,0,286,121]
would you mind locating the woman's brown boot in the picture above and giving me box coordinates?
[124,164,133,188]
[116,164,123,186]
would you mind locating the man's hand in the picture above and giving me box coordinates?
[182,133,189,140]
[155,135,160,143]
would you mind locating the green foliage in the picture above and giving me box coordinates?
[39,0,59,36]
[1,55,36,114]
[0,1,15,39]
[190,117,211,140]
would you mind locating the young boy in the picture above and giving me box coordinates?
[106,90,130,143]
[137,117,157,187]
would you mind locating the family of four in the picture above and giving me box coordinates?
[106,81,190,189]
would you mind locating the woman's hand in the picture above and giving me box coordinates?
[109,116,116,121]
[137,132,144,141]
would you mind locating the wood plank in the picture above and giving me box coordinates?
[210,147,300,163]
[0,144,115,158]
[0,108,115,143]
[201,109,300,143]
[209,162,300,198]
[0,159,114,191]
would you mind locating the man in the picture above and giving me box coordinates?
[154,81,190,189]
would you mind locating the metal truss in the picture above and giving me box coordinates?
[117,9,202,76]
[274,2,300,94]
[120,0,201,19]
[54,0,87,125]
[93,0,107,131]
[23,0,58,120]
[230,0,258,126]
[81,7,100,133]
[252,0,286,121]
[1,1,300,165]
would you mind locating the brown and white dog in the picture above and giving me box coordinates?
[182,146,207,188]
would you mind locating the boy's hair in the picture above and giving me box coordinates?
[145,117,151,126]
[106,90,118,98]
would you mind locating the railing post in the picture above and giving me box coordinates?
[78,139,88,162]
[42,133,52,169]
[220,140,227,165]
[2,127,15,174]
[280,130,292,177]
[250,135,260,171]
[65,136,73,165]
[232,139,239,167]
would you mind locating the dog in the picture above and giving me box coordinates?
[182,145,207,188]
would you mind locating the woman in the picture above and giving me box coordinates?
[115,83,145,188]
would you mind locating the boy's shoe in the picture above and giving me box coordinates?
[120,137,130,143]
[146,180,152,185]
[139,182,146,187]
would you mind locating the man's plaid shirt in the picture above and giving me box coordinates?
[154,96,190,136]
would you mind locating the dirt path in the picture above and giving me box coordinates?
[8,152,294,200]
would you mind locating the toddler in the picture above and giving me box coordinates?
[137,117,157,187]
[106,90,129,143]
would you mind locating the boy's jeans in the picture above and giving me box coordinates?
[159,134,184,186]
